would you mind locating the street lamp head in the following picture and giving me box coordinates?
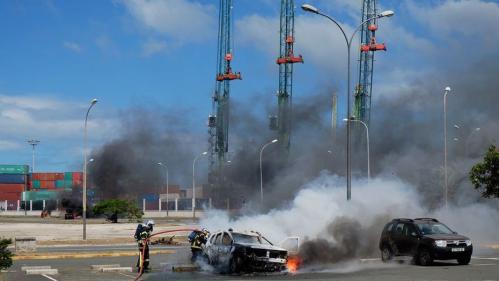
[343,118,349,122]
[90,98,98,105]
[445,86,451,92]
[301,4,319,14]
[271,139,278,143]
[475,127,481,131]
[157,162,163,165]
[453,124,460,129]
[202,151,208,155]
[379,10,395,18]
[89,158,94,162]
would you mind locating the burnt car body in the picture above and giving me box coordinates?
[203,229,288,273]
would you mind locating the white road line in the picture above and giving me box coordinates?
[472,264,496,266]
[360,258,381,261]
[41,274,58,281]
[472,257,499,260]
[117,272,136,279]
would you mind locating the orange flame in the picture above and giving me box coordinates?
[286,256,301,273]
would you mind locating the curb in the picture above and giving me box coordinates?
[13,249,176,260]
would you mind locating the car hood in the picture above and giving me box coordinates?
[424,234,469,240]
[234,242,287,252]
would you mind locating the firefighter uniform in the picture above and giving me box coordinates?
[135,220,154,272]
[189,229,209,262]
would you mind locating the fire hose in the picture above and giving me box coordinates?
[134,228,199,281]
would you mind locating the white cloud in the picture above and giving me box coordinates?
[141,39,168,57]
[121,0,216,43]
[0,140,21,150]
[63,41,82,53]
[236,14,355,76]
[408,0,499,39]
[0,94,118,141]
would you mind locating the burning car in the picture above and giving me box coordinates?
[203,229,288,273]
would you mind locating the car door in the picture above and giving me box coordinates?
[392,222,406,255]
[212,232,222,265]
[219,232,233,267]
[403,223,420,255]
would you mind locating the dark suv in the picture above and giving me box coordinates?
[379,218,472,266]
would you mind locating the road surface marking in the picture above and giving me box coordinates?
[41,274,58,281]
[472,257,499,260]
[472,263,495,266]
[117,272,136,278]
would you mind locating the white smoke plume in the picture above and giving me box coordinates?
[201,173,499,266]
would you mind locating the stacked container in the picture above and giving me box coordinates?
[31,172,83,191]
[0,165,29,201]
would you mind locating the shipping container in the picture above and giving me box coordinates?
[72,172,83,181]
[64,172,72,181]
[64,180,73,188]
[32,180,41,189]
[0,165,29,175]
[0,184,25,193]
[32,173,60,181]
[0,174,27,184]
[40,180,55,189]
[0,192,22,201]
[23,190,59,201]
[55,180,65,188]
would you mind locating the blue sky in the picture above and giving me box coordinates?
[0,0,498,172]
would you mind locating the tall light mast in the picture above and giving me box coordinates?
[270,0,303,151]
[354,0,387,123]
[208,0,241,188]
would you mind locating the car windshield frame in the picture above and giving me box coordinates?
[416,222,454,235]
[231,233,265,244]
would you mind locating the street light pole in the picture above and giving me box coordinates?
[83,98,97,240]
[443,86,451,208]
[27,139,40,173]
[344,118,370,181]
[158,162,169,216]
[302,4,393,200]
[259,139,278,205]
[192,152,207,218]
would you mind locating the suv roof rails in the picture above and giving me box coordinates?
[414,218,439,222]
[392,218,414,222]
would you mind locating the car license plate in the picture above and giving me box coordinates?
[451,248,465,252]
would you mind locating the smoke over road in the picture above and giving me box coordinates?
[201,175,499,267]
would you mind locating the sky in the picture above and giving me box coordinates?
[0,0,498,172]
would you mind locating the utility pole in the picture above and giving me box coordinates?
[27,139,40,173]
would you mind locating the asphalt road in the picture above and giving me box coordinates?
[4,247,499,281]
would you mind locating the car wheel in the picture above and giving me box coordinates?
[381,246,393,262]
[457,255,471,265]
[417,248,433,266]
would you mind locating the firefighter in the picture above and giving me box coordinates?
[134,219,154,272]
[188,228,209,262]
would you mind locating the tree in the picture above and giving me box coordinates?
[93,199,143,222]
[0,238,13,270]
[470,145,499,198]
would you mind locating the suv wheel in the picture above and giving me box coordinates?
[381,246,393,262]
[457,255,471,265]
[417,248,433,266]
